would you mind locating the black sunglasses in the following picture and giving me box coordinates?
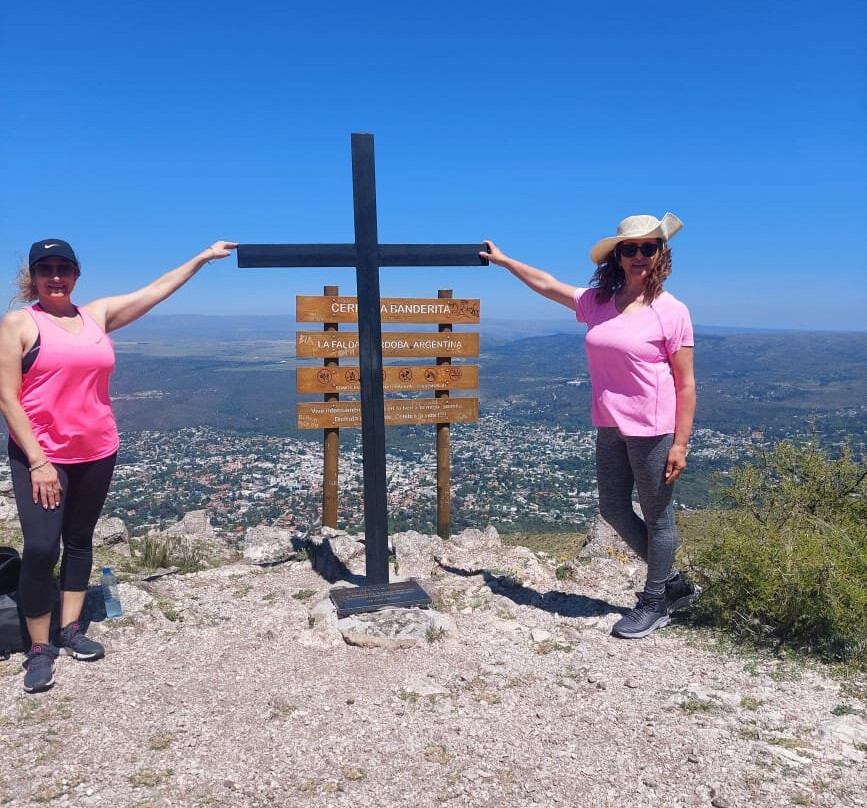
[618,242,660,258]
[32,262,77,277]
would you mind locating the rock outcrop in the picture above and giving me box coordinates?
[93,516,130,555]
[242,525,304,566]
[144,509,228,561]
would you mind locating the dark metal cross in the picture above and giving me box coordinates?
[237,132,486,603]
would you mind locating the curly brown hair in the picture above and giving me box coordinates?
[589,241,672,302]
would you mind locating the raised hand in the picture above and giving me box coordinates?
[480,240,509,267]
[204,241,239,261]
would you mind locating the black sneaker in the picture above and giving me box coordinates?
[612,594,671,639]
[58,621,105,661]
[22,643,58,693]
[665,571,702,614]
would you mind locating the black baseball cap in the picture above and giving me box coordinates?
[29,239,78,267]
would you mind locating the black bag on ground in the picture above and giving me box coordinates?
[0,547,25,659]
[0,546,21,595]
[0,548,64,659]
[0,591,27,659]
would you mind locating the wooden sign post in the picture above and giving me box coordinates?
[322,285,340,530]
[436,290,453,541]
[295,290,480,539]
[237,133,487,615]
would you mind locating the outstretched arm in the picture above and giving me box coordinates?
[481,240,578,310]
[84,240,238,333]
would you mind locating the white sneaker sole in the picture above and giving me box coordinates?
[59,647,105,661]
[612,613,671,639]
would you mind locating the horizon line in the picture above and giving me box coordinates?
[123,312,867,335]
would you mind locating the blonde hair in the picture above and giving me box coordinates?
[15,262,38,303]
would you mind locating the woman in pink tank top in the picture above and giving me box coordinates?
[0,237,237,693]
[481,214,700,642]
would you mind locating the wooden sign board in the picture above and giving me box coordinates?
[296,331,479,358]
[298,364,479,394]
[297,397,478,429]
[297,296,480,324]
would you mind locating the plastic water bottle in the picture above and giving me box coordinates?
[101,566,123,618]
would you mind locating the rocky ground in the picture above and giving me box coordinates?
[1,524,865,808]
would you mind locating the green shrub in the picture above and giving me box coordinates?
[139,533,204,573]
[684,440,866,668]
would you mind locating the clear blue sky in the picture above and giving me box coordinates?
[2,0,865,330]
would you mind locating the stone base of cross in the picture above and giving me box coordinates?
[237,133,487,615]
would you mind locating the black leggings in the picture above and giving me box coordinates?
[9,441,116,618]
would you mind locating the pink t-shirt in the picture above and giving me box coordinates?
[18,305,119,463]
[573,288,694,436]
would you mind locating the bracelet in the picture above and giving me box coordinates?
[207,247,216,264]
[29,460,50,473]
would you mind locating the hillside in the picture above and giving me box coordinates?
[1,523,865,808]
[100,321,866,441]
[0,321,852,536]
[479,329,867,436]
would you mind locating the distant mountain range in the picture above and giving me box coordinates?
[95,315,867,443]
[113,314,578,350]
[117,313,860,346]
[0,315,860,443]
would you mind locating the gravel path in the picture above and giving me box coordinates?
[1,552,864,808]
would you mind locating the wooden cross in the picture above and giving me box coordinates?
[238,133,487,608]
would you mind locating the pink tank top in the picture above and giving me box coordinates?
[18,305,119,463]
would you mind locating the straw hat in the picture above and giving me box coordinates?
[589,213,683,264]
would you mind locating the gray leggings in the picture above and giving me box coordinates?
[595,427,678,598]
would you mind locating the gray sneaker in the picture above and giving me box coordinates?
[612,594,671,639]
[58,621,105,661]
[22,643,58,693]
[665,571,702,614]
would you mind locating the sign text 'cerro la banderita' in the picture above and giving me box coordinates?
[296,295,480,323]
[295,294,480,429]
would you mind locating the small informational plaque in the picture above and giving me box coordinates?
[297,397,478,429]
[297,364,479,394]
[330,579,432,618]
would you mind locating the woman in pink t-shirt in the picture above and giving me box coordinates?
[0,238,237,693]
[482,213,700,640]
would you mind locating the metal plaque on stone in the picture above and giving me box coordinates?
[330,579,432,618]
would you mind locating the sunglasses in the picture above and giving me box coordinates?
[32,262,77,278]
[618,242,660,258]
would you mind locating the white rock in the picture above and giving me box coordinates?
[401,676,449,698]
[242,526,301,565]
[337,607,438,649]
[392,530,444,579]
[93,515,129,548]
[816,715,867,761]
[165,509,214,538]
[449,525,501,550]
